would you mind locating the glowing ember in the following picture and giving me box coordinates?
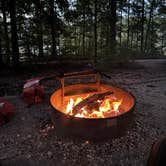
[65,94,122,118]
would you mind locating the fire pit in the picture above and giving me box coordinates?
[50,68,135,140]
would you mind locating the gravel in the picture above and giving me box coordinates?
[0,59,166,166]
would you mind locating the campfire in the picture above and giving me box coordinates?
[50,68,134,119]
[50,67,135,139]
[65,92,122,118]
[50,83,134,119]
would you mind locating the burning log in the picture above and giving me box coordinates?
[72,91,113,115]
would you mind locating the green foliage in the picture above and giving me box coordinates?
[0,0,166,68]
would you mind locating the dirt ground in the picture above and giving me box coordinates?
[0,59,166,166]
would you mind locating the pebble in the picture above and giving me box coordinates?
[0,63,166,165]
[47,151,53,158]
[27,134,32,138]
[21,116,25,121]
[27,154,31,159]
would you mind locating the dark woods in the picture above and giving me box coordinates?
[0,0,166,69]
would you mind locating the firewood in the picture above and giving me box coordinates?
[72,91,113,115]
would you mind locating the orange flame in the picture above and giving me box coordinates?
[65,93,122,118]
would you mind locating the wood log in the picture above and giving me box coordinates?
[72,91,113,115]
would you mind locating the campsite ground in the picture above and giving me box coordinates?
[0,59,166,166]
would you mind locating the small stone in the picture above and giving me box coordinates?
[27,154,31,159]
[58,141,62,145]
[27,134,31,138]
[21,117,25,121]
[37,142,42,148]
[18,150,22,155]
[47,151,53,158]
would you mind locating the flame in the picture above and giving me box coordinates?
[65,93,122,118]
[99,99,111,113]
[112,101,122,111]
[66,98,74,114]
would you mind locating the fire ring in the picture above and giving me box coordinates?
[50,68,135,140]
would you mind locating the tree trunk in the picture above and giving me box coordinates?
[25,30,32,61]
[74,24,77,55]
[2,3,11,64]
[39,25,44,58]
[36,0,44,58]
[160,33,164,55]
[120,6,123,47]
[136,32,139,49]
[106,25,109,46]
[109,0,116,52]
[9,0,20,68]
[49,0,57,57]
[144,0,154,53]
[140,0,145,52]
[0,23,3,67]
[130,31,133,49]
[127,0,130,48]
[150,14,154,51]
[94,0,97,63]
[82,7,85,57]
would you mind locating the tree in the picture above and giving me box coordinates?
[144,0,155,53]
[35,0,44,58]
[158,2,166,55]
[109,0,117,51]
[49,0,57,57]
[127,0,130,48]
[0,0,166,69]
[9,0,20,68]
[0,21,3,67]
[94,0,97,62]
[140,0,145,52]
[1,0,11,64]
